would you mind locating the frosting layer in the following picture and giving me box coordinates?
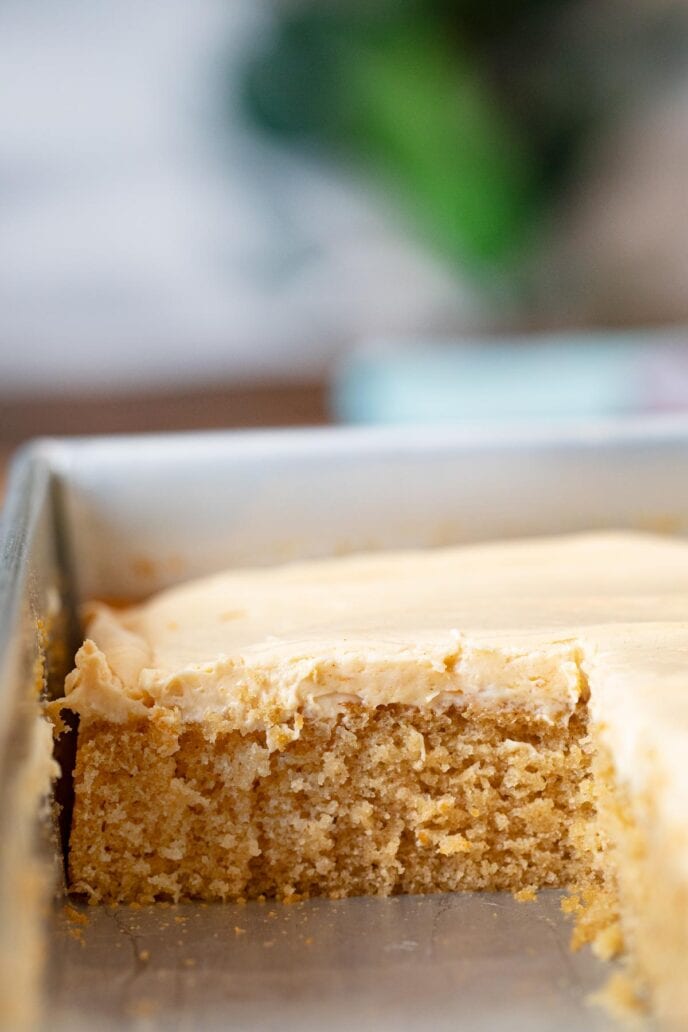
[60,530,687,728]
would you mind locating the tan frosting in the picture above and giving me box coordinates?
[59,531,688,865]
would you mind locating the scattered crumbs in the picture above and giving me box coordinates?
[592,922,624,962]
[63,904,88,926]
[561,894,581,916]
[234,926,246,936]
[235,897,247,906]
[267,911,277,919]
[588,971,646,1025]
[566,885,620,953]
[138,950,150,963]
[513,887,537,904]
[159,901,171,910]
[67,927,85,945]
[174,916,186,925]
[183,958,196,968]
[263,940,276,948]
[128,901,142,911]
[304,937,314,946]
[257,895,267,904]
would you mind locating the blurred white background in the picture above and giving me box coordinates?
[3,0,688,455]
[0,0,471,394]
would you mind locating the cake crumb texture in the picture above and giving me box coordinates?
[69,704,593,905]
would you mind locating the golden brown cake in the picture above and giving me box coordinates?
[53,532,688,1025]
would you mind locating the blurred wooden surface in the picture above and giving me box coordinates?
[0,380,329,499]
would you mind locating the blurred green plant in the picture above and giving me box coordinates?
[241,2,565,273]
[241,1,688,279]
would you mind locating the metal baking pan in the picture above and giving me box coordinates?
[6,418,687,1030]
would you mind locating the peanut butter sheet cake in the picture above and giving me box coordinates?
[53,532,688,1024]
